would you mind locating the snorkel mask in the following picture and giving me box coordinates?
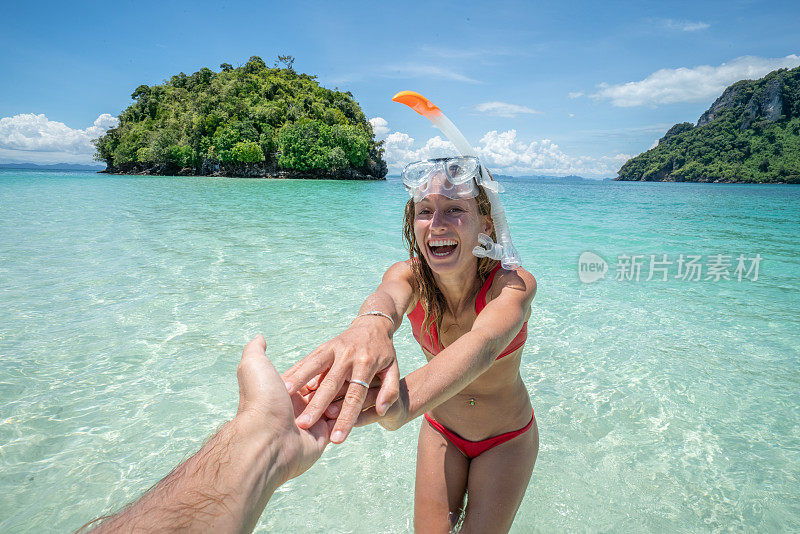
[393,91,521,269]
[401,156,491,201]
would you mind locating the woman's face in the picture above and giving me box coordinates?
[413,194,492,274]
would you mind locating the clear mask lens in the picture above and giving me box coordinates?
[402,162,434,188]
[402,157,481,201]
[446,157,479,183]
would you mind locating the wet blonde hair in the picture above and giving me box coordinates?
[402,186,499,334]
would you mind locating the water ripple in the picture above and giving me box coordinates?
[1,172,798,532]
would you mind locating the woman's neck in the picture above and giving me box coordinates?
[433,261,482,318]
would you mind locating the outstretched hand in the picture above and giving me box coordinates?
[236,335,334,483]
[86,336,337,534]
[281,318,400,444]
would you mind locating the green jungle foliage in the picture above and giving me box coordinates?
[618,66,800,183]
[94,56,386,177]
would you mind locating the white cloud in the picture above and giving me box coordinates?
[568,91,584,99]
[382,63,480,84]
[475,102,541,118]
[592,54,800,107]
[381,125,629,178]
[598,153,634,167]
[661,19,710,31]
[382,132,456,169]
[476,130,629,176]
[0,113,118,163]
[369,117,389,140]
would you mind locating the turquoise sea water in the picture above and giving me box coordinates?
[1,170,798,532]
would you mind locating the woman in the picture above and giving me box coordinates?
[284,157,537,532]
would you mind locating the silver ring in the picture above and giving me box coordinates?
[350,379,370,388]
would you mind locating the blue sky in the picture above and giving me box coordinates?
[1,0,798,177]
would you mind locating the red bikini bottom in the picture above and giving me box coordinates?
[424,409,535,459]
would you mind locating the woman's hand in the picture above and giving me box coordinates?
[322,378,410,432]
[281,316,400,443]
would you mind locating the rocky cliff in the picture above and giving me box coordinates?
[617,66,800,183]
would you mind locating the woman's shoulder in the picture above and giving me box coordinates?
[385,259,415,280]
[491,265,537,301]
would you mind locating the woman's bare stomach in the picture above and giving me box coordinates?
[423,348,533,441]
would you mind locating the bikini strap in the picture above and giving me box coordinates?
[475,263,503,314]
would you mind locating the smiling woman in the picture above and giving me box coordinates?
[283,153,538,532]
[278,93,540,533]
[403,185,497,333]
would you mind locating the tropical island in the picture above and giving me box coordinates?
[94,56,388,180]
[617,66,800,183]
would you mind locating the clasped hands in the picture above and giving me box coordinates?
[237,315,405,485]
[281,316,406,443]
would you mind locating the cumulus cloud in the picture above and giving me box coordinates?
[0,113,118,163]
[475,102,541,118]
[369,117,389,140]
[476,130,629,176]
[373,117,458,168]
[592,54,800,107]
[660,19,710,31]
[380,124,629,177]
[382,132,456,169]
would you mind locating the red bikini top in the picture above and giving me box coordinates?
[407,264,528,359]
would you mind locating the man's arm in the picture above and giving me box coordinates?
[89,417,281,533]
[85,336,332,534]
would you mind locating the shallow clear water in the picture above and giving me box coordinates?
[1,170,798,532]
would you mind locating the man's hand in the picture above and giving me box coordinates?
[87,336,335,534]
[236,335,333,483]
[281,318,400,444]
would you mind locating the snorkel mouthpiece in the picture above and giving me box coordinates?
[393,91,521,270]
[473,233,505,260]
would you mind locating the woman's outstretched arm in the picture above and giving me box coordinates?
[342,268,536,430]
[281,261,416,443]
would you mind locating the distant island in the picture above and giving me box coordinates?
[94,56,387,180]
[617,66,800,183]
[0,163,105,171]
[495,174,600,182]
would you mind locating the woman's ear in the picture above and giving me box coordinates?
[483,216,494,236]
